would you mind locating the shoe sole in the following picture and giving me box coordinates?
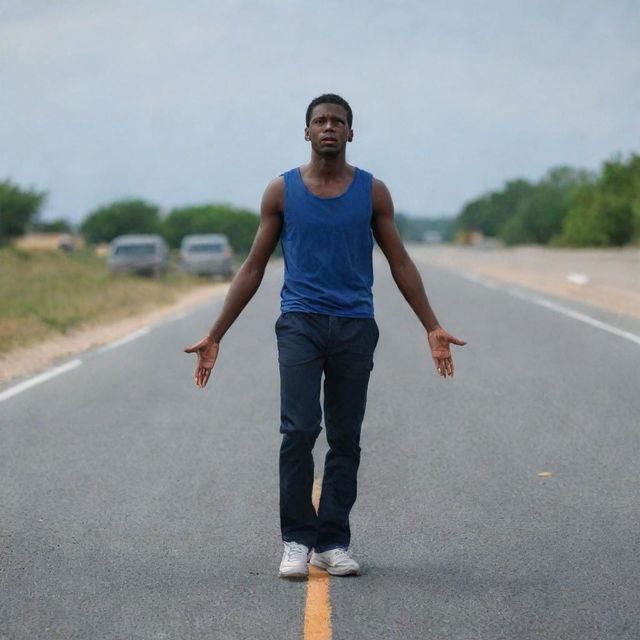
[278,571,308,579]
[309,559,360,576]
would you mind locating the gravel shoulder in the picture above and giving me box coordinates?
[410,244,640,321]
[0,282,229,384]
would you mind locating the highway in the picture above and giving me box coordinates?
[1,255,639,639]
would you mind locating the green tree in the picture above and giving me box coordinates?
[456,179,536,239]
[500,167,592,246]
[31,218,73,233]
[395,213,456,242]
[394,212,413,240]
[456,168,593,246]
[456,193,492,234]
[81,199,161,244]
[0,179,47,244]
[162,204,259,253]
[561,155,640,247]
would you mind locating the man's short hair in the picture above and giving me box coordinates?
[306,94,353,128]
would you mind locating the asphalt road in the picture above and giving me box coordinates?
[1,255,639,640]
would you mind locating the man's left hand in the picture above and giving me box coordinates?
[184,335,220,388]
[428,327,467,378]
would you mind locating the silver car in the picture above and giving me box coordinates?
[107,234,168,277]
[180,234,234,279]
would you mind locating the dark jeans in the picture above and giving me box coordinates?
[275,311,379,551]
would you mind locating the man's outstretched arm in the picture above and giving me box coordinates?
[184,177,284,388]
[371,178,466,378]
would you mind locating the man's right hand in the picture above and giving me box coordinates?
[184,336,219,388]
[427,327,466,379]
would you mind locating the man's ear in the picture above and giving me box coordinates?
[348,129,354,142]
[304,127,310,141]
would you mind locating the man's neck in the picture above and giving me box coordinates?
[306,152,351,180]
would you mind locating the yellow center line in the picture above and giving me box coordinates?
[303,476,332,640]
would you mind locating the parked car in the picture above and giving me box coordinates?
[107,234,168,277]
[180,234,234,279]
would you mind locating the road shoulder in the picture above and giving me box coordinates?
[0,282,229,384]
[410,244,640,321]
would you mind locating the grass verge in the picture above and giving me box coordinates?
[0,248,216,354]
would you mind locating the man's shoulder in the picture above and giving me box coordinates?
[370,175,390,196]
[265,175,286,191]
[281,166,301,179]
[261,176,285,213]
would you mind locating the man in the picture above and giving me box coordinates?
[185,94,465,579]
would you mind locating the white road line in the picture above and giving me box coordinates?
[96,327,151,353]
[566,272,590,285]
[526,294,640,346]
[0,359,83,403]
[457,271,500,289]
[455,269,640,347]
[167,311,189,322]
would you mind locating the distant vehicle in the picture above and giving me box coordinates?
[57,234,75,252]
[107,234,168,277]
[180,234,234,279]
[421,231,443,244]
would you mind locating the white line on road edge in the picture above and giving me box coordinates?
[515,290,640,346]
[167,311,189,322]
[96,327,151,353]
[0,359,83,404]
[455,270,640,347]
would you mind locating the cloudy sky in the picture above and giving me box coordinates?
[1,0,638,223]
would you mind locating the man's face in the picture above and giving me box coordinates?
[305,103,353,155]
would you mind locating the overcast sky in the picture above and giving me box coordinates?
[1,0,638,222]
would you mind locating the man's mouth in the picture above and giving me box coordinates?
[321,138,337,144]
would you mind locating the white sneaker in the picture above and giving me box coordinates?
[310,548,360,576]
[278,542,310,579]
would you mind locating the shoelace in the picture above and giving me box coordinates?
[330,549,351,561]
[285,543,308,560]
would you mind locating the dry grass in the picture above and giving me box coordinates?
[0,248,212,354]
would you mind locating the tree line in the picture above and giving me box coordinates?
[455,153,640,246]
[0,181,259,253]
[80,200,259,252]
[2,152,638,251]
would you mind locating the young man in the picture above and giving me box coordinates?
[185,94,465,579]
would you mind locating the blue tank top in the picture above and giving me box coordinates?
[280,167,374,318]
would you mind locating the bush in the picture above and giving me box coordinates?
[559,156,639,247]
[0,179,47,244]
[456,179,536,239]
[31,218,74,233]
[162,204,259,253]
[499,168,589,245]
[81,199,161,244]
[452,157,640,247]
